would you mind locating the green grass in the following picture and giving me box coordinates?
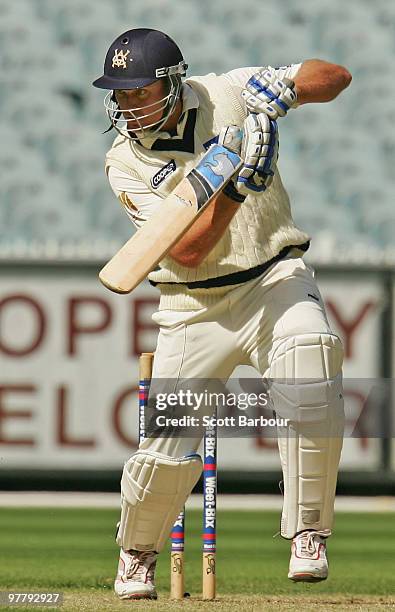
[1,508,395,610]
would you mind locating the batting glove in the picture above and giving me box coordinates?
[218,125,246,202]
[236,113,279,197]
[242,67,297,120]
[217,125,243,154]
[218,116,278,200]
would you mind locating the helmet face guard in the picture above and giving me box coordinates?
[93,28,187,140]
[104,72,183,141]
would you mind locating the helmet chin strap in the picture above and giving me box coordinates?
[105,75,182,141]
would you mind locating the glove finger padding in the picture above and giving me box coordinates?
[242,67,297,120]
[236,113,279,196]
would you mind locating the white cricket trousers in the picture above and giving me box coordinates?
[140,256,333,458]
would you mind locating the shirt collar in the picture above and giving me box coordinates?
[137,83,199,149]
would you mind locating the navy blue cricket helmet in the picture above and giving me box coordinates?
[93,28,188,139]
[93,28,187,90]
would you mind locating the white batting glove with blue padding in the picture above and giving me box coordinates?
[242,67,297,120]
[218,116,278,200]
[236,113,279,196]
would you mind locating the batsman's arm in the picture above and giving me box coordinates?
[293,59,352,104]
[168,190,240,268]
[170,117,278,268]
[99,143,243,293]
[241,61,352,120]
[108,157,242,269]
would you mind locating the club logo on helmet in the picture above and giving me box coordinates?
[112,49,131,69]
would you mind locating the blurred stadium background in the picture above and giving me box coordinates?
[1,0,394,496]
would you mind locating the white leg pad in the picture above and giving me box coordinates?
[268,333,345,539]
[116,450,202,552]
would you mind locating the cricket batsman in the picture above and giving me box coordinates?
[93,28,352,600]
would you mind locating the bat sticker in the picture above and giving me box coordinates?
[196,145,240,189]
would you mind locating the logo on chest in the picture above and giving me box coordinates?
[150,160,176,189]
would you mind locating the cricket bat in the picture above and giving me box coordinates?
[99,143,242,294]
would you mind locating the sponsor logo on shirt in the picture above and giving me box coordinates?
[150,160,176,189]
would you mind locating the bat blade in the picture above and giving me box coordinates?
[99,144,241,294]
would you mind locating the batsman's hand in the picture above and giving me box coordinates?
[237,113,279,195]
[242,67,297,120]
[218,115,278,199]
[218,115,279,199]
